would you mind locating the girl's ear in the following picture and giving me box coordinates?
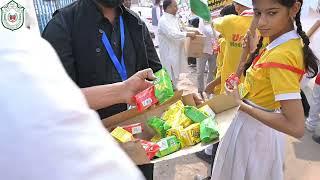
[290,1,302,18]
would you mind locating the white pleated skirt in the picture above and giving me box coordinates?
[211,109,285,180]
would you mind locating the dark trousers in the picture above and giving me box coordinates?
[138,164,154,180]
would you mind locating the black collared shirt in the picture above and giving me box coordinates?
[42,0,162,119]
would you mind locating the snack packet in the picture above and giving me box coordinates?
[138,139,160,160]
[199,105,216,118]
[182,123,201,146]
[150,134,162,143]
[133,86,158,112]
[166,126,187,148]
[111,127,134,143]
[173,112,193,128]
[226,73,240,90]
[200,117,219,143]
[147,117,167,138]
[154,69,174,104]
[184,106,208,123]
[162,100,184,129]
[122,123,143,135]
[156,136,181,157]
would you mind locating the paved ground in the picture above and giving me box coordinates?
[153,66,320,180]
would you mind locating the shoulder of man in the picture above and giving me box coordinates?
[122,6,145,25]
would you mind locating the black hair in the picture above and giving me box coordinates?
[155,0,161,5]
[163,0,173,11]
[220,4,238,16]
[244,0,319,77]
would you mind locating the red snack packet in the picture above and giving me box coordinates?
[139,139,160,160]
[122,123,143,135]
[226,73,240,90]
[133,86,158,112]
[315,73,320,86]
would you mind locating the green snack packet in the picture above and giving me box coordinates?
[184,106,208,123]
[147,117,167,138]
[199,105,216,118]
[200,117,219,143]
[156,136,181,157]
[154,69,174,104]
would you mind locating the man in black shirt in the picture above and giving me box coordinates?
[42,0,162,120]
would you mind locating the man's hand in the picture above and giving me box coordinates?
[122,68,156,105]
[193,93,204,105]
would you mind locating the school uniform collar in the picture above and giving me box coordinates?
[266,30,300,51]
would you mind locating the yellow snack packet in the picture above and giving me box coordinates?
[166,126,187,148]
[162,100,184,129]
[150,134,162,143]
[182,123,201,146]
[172,112,193,128]
[199,105,216,118]
[111,127,134,143]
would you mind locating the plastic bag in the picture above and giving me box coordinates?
[122,123,143,135]
[166,126,187,148]
[138,139,160,160]
[199,105,216,118]
[133,86,158,112]
[147,117,167,138]
[182,123,201,146]
[111,127,134,143]
[200,117,219,143]
[184,106,208,123]
[156,136,181,157]
[154,69,174,104]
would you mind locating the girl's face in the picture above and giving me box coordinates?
[253,0,301,41]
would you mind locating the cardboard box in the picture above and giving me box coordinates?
[102,91,239,165]
[185,35,206,58]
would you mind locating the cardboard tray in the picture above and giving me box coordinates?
[102,91,239,165]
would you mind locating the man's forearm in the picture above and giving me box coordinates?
[81,83,126,110]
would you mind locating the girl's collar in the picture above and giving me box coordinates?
[266,30,300,51]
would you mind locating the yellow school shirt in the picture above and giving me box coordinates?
[214,38,226,95]
[213,15,253,94]
[243,37,304,110]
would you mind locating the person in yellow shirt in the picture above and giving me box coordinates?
[212,4,238,95]
[213,38,225,95]
[210,0,319,180]
[206,0,253,95]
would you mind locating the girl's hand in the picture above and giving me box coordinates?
[225,83,242,106]
[205,81,216,94]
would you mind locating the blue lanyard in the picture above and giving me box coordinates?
[101,16,127,81]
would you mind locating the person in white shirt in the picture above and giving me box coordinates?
[197,18,217,98]
[158,0,196,86]
[0,0,39,33]
[152,0,162,47]
[0,28,154,180]
[301,0,320,143]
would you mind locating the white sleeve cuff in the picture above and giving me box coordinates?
[275,93,301,101]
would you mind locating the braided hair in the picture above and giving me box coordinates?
[244,0,319,77]
[243,37,264,76]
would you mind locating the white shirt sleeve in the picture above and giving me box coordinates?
[158,16,187,41]
[0,31,144,180]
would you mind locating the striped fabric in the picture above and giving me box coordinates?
[33,0,76,32]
